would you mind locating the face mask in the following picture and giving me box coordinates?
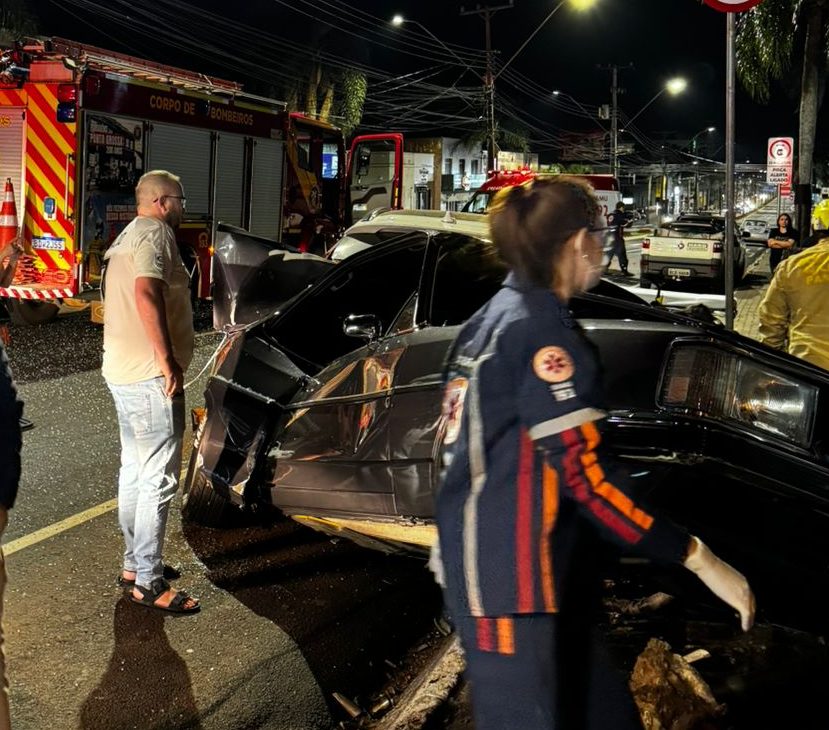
[575,235,604,291]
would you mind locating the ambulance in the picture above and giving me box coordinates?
[462,168,622,222]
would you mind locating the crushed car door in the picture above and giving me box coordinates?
[264,234,429,517]
[387,233,508,517]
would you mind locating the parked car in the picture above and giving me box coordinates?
[741,218,771,244]
[186,220,829,629]
[640,221,746,292]
[328,208,490,261]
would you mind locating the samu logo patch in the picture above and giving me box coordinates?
[442,377,468,445]
[532,346,574,384]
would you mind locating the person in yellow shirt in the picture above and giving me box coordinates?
[759,237,829,371]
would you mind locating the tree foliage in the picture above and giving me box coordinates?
[0,0,38,46]
[735,0,799,104]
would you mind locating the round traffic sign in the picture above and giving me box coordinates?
[769,138,793,162]
[702,0,763,11]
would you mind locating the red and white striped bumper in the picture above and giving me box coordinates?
[0,286,72,300]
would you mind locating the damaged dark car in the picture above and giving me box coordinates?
[184,223,829,629]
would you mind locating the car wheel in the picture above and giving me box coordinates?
[7,299,60,324]
[181,442,228,527]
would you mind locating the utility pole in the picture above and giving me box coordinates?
[599,64,633,179]
[461,2,513,171]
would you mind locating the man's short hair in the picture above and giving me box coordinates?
[136,170,182,206]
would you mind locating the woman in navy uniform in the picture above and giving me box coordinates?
[434,177,754,730]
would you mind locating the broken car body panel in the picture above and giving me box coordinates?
[189,227,829,625]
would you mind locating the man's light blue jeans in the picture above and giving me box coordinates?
[107,377,185,589]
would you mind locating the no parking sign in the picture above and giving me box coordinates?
[767,136,794,185]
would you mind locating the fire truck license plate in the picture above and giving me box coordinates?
[667,268,691,277]
[31,236,66,251]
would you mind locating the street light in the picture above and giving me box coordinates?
[390,15,482,80]
[624,76,688,128]
[609,77,687,179]
[688,126,716,153]
[463,0,599,171]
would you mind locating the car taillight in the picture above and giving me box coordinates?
[642,238,650,250]
[713,241,723,253]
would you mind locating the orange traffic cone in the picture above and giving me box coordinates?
[0,178,19,248]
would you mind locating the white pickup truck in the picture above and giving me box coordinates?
[640,219,746,292]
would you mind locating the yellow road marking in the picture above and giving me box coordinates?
[4,466,192,557]
[4,498,117,556]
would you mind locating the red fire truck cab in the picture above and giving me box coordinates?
[0,37,351,323]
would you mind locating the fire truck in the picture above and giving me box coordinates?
[462,168,622,220]
[0,37,358,323]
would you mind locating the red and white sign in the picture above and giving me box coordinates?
[767,136,794,186]
[702,0,763,11]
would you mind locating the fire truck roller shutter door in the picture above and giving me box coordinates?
[0,109,25,214]
[214,134,245,228]
[249,138,285,240]
[148,123,211,216]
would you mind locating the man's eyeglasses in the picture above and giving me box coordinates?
[155,195,187,209]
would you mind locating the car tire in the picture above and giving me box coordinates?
[7,299,60,324]
[181,445,228,527]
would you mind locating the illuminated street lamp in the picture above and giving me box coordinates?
[395,0,596,171]
[624,77,688,128]
[611,77,688,178]
[390,15,482,79]
[689,125,716,153]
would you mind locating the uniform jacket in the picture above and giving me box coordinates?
[0,342,22,510]
[759,239,829,371]
[435,273,689,618]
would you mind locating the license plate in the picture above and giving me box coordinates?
[667,268,691,277]
[686,242,709,251]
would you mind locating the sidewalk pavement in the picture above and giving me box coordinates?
[733,249,771,342]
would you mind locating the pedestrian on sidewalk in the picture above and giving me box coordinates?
[0,340,22,730]
[606,201,632,276]
[102,170,199,614]
[433,177,755,730]
[758,236,829,371]
[767,213,798,274]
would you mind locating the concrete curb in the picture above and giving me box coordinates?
[370,637,465,730]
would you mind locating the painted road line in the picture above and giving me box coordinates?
[3,498,118,556]
[3,466,191,557]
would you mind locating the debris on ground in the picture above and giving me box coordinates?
[630,638,724,730]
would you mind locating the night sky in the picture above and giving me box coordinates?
[23,0,801,162]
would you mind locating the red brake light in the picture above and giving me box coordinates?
[57,84,78,103]
[642,238,650,250]
[713,241,723,253]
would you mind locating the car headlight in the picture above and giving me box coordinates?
[658,344,818,447]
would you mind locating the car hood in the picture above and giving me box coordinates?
[212,223,335,330]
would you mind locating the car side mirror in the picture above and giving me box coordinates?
[344,313,380,341]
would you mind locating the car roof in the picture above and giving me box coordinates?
[345,209,491,239]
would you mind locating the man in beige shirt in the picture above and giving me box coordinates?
[758,238,829,371]
[102,170,199,613]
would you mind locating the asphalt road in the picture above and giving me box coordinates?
[3,309,443,730]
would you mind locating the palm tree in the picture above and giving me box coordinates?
[736,0,828,232]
